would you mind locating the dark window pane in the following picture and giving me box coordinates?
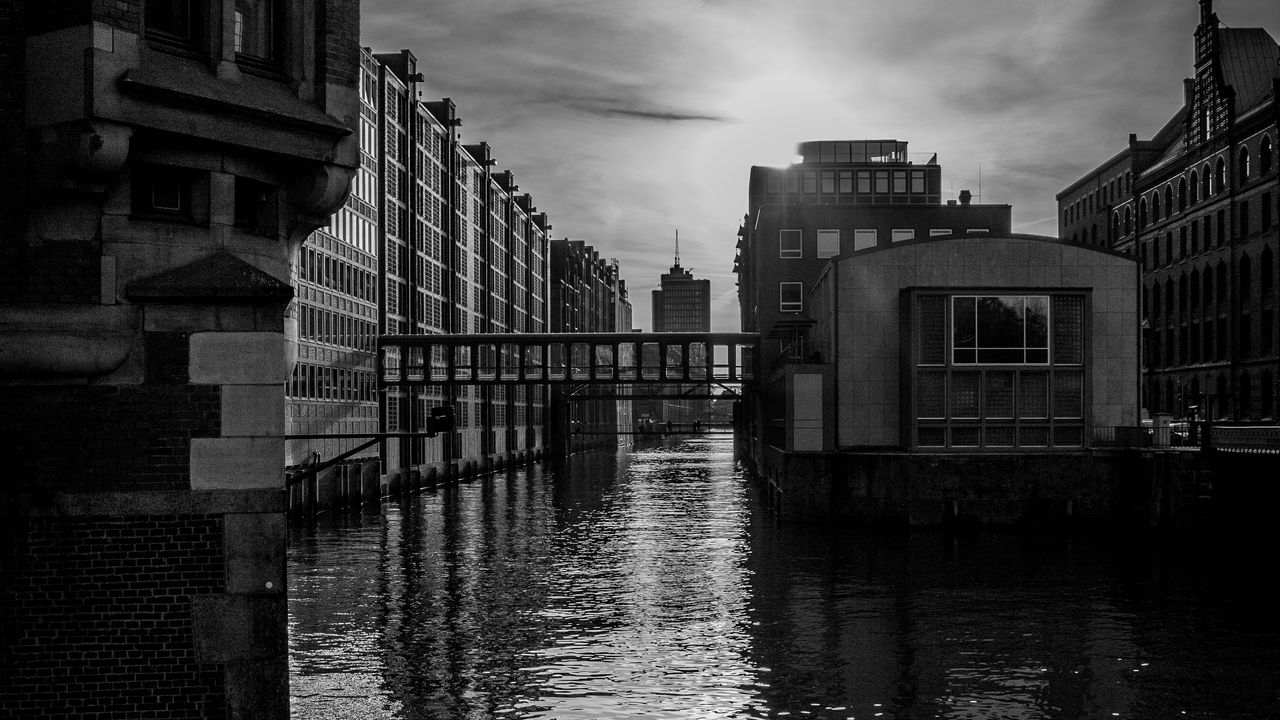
[952,426,981,447]
[1026,296,1049,349]
[977,296,1024,350]
[953,297,976,348]
[236,0,277,61]
[986,426,1015,447]
[917,426,946,447]
[1019,426,1049,447]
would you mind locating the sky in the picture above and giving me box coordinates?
[361,0,1279,332]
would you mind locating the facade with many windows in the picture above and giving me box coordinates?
[287,48,560,475]
[1059,0,1279,421]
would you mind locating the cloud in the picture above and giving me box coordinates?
[556,98,732,123]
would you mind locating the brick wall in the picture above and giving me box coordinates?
[1,515,227,719]
[319,0,360,88]
[5,333,221,494]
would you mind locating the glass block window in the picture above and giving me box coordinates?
[917,296,946,364]
[985,371,1015,418]
[916,371,947,418]
[1053,369,1083,418]
[1019,372,1049,418]
[951,372,980,418]
[1052,295,1084,364]
[918,426,947,447]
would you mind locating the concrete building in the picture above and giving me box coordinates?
[2,0,359,717]
[1059,0,1279,421]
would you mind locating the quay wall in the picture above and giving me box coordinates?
[746,444,1271,532]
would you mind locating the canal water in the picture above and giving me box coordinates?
[288,437,1280,719]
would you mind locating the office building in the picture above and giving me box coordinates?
[648,238,712,425]
[1059,0,1279,421]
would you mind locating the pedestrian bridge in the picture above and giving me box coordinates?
[377,332,759,389]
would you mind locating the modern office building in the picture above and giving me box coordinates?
[652,236,712,332]
[647,238,712,425]
[735,140,1012,363]
[1059,0,1279,421]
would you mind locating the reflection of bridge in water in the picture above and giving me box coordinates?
[378,332,759,398]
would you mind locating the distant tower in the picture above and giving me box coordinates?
[652,230,711,332]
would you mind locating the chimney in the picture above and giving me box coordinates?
[958,189,972,206]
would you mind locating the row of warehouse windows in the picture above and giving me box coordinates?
[1144,248,1277,319]
[1146,311,1275,369]
[766,169,930,196]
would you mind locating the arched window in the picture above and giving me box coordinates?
[1216,262,1227,302]
[1166,379,1176,413]
[1204,268,1214,306]
[1189,171,1199,204]
[1165,281,1174,316]
[1202,164,1212,197]
[1139,198,1149,228]
[1152,280,1162,316]
[1262,135,1274,175]
[1215,157,1226,193]
[1124,207,1132,235]
[1164,185,1173,216]
[1190,269,1200,308]
[1112,212,1121,241]
[1239,147,1251,184]
[1125,172,1131,192]
[1178,178,1187,210]
[1178,273,1188,313]
[1240,253,1251,300]
[1262,247,1274,296]
[1152,192,1162,222]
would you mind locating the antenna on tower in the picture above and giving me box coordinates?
[674,229,680,266]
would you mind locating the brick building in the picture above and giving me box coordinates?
[1059,0,1279,421]
[735,140,1012,364]
[1,0,359,717]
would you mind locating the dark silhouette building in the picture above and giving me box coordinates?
[1059,0,1279,421]
[652,234,711,332]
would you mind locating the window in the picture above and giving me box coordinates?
[874,171,889,194]
[853,229,877,251]
[914,293,1085,450]
[1190,171,1199,204]
[779,229,802,259]
[893,171,907,194]
[821,171,835,194]
[1239,148,1251,184]
[779,282,803,313]
[802,171,817,194]
[131,164,208,223]
[891,229,915,243]
[816,230,840,258]
[1262,136,1274,176]
[856,171,871,194]
[233,176,278,235]
[910,171,926,194]
[929,229,952,237]
[235,0,280,63]
[838,171,854,194]
[951,296,1049,364]
[146,0,203,47]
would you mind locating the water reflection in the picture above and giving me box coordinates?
[289,438,1280,719]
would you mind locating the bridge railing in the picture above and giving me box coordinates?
[378,332,759,387]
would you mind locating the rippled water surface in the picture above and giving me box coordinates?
[289,438,1280,719]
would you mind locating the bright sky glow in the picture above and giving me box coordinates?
[362,0,1279,331]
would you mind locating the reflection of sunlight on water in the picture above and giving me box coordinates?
[288,436,1280,720]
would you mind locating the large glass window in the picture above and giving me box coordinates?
[915,292,1085,450]
[951,296,1049,364]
